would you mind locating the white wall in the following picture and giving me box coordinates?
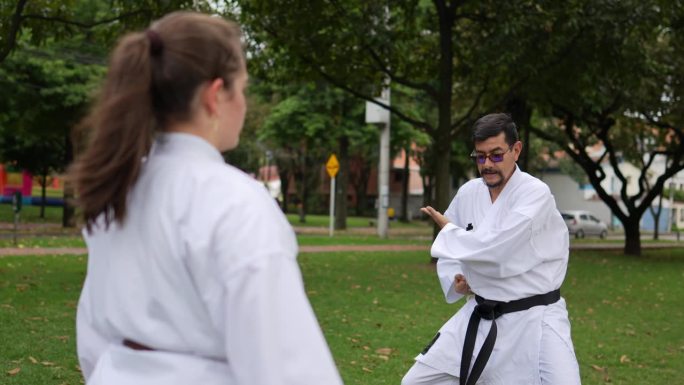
[538,172,614,226]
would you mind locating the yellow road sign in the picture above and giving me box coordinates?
[326,154,339,178]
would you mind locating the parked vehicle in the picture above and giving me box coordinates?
[560,210,608,239]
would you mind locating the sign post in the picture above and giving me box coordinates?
[326,154,340,237]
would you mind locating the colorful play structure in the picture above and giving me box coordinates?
[0,164,63,206]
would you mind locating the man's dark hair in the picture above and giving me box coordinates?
[472,113,519,146]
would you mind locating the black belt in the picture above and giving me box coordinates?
[459,289,560,385]
[123,339,155,351]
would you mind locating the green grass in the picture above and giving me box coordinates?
[1,248,683,384]
[298,234,431,246]
[564,249,684,384]
[0,236,85,248]
[30,186,63,199]
[0,204,63,224]
[286,213,432,230]
[0,255,86,384]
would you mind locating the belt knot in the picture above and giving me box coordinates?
[475,299,502,320]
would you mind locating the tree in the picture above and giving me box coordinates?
[0,39,105,221]
[235,0,637,241]
[1,0,236,226]
[258,82,378,226]
[524,0,684,255]
[236,0,502,225]
[0,0,218,64]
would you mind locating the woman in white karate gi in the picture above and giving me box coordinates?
[70,11,343,385]
[402,113,581,385]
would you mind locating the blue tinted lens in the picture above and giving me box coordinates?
[490,153,504,162]
[476,155,486,164]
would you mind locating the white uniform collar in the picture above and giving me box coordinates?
[483,164,522,204]
[151,132,225,163]
[498,164,522,196]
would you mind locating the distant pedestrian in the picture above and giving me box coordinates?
[70,11,342,385]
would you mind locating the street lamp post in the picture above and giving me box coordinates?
[365,88,391,238]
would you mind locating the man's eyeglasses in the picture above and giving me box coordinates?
[470,145,513,164]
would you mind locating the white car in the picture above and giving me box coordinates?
[560,210,608,239]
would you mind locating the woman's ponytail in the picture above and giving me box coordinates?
[70,32,157,231]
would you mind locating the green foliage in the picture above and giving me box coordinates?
[0,0,225,62]
[0,38,105,176]
[223,84,273,173]
[664,188,684,203]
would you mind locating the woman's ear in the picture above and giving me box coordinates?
[201,78,225,116]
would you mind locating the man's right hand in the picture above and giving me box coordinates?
[454,274,473,295]
[421,206,450,229]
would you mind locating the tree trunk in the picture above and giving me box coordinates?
[432,1,454,245]
[354,159,371,217]
[40,171,47,219]
[62,133,76,227]
[335,136,349,230]
[297,147,308,223]
[433,145,451,238]
[650,191,664,240]
[422,173,433,209]
[623,219,642,256]
[277,161,290,213]
[0,0,28,64]
[506,96,532,172]
[400,145,410,222]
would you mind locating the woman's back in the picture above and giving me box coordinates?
[78,133,342,384]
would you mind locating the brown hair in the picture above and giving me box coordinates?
[70,11,243,231]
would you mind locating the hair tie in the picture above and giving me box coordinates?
[145,29,164,57]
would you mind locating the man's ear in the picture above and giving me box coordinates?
[200,78,225,116]
[512,140,523,161]
[514,140,523,155]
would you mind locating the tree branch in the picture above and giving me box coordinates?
[314,67,434,134]
[21,10,153,29]
[530,119,628,223]
[255,20,435,134]
[327,0,439,98]
[0,0,28,63]
[449,78,489,134]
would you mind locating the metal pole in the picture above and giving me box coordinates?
[377,87,391,239]
[329,176,336,237]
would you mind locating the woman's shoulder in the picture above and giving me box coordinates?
[193,162,270,202]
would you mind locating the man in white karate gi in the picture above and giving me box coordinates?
[402,113,581,385]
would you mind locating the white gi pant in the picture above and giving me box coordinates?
[402,320,581,385]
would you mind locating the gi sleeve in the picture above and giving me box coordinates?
[435,199,465,303]
[436,257,465,303]
[200,180,343,385]
[432,185,557,278]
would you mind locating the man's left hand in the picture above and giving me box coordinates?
[454,274,473,295]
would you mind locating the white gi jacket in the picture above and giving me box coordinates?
[77,133,343,385]
[416,166,576,385]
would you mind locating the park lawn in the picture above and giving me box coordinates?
[1,250,683,385]
[0,234,428,249]
[298,234,431,246]
[0,236,86,248]
[0,204,64,224]
[30,186,64,199]
[286,213,432,230]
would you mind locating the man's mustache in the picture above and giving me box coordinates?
[481,168,500,174]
